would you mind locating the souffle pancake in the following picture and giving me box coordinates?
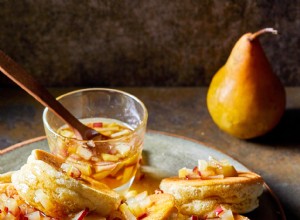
[159,157,264,218]
[11,149,121,218]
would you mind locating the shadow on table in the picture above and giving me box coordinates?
[251,108,300,147]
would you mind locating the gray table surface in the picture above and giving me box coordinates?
[0,87,299,219]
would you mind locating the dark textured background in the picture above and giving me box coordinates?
[0,0,299,87]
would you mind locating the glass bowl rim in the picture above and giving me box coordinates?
[42,88,148,143]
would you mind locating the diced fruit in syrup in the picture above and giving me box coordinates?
[122,165,135,183]
[76,146,93,160]
[101,153,119,162]
[71,208,89,220]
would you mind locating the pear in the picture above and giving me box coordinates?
[207,28,286,139]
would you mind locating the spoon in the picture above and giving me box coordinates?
[0,50,103,141]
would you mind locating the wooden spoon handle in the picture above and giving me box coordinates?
[0,50,98,140]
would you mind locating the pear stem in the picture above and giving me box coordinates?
[248,28,278,41]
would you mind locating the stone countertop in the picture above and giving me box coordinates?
[0,87,299,219]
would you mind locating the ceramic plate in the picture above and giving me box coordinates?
[0,130,285,220]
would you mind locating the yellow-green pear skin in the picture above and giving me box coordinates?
[207,29,286,139]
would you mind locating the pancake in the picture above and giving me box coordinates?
[11,149,121,218]
[160,171,264,217]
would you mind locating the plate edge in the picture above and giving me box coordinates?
[0,136,46,155]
